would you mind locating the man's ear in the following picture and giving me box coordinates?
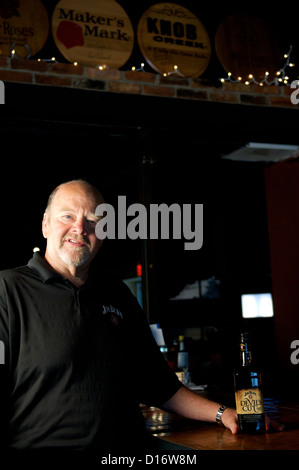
[42,212,48,239]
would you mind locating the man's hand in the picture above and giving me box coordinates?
[221,407,239,434]
[222,407,285,434]
[265,414,285,432]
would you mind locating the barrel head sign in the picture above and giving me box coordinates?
[0,0,49,58]
[215,14,281,82]
[137,3,211,77]
[52,0,134,68]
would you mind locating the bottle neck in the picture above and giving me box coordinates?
[240,335,253,367]
[178,335,185,351]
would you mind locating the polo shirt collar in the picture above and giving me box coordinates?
[28,252,63,283]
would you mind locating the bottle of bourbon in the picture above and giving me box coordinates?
[234,332,266,434]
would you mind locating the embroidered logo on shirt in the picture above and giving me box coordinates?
[102,305,123,326]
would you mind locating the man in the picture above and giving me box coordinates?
[0,179,239,453]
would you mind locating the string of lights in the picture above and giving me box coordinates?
[131,63,145,72]
[12,43,296,87]
[162,65,185,77]
[220,46,296,87]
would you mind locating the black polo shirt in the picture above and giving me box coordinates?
[0,253,182,451]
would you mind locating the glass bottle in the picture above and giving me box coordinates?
[234,332,266,434]
[177,335,189,385]
[177,335,189,370]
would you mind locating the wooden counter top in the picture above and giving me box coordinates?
[141,399,299,451]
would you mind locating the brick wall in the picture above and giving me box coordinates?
[0,55,297,108]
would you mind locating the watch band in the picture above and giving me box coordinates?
[216,405,227,426]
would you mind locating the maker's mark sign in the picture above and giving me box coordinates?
[52,0,134,68]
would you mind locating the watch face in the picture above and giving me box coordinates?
[216,405,227,424]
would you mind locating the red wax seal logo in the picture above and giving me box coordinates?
[56,20,84,49]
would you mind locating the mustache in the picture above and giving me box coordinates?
[61,235,91,248]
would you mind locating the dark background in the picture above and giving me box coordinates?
[1,0,299,392]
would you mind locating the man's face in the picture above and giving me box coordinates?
[42,183,103,270]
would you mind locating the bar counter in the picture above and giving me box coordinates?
[142,398,299,450]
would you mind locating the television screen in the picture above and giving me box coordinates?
[241,293,274,319]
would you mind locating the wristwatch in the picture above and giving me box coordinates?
[216,405,227,426]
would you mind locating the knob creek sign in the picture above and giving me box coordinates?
[137,3,211,77]
[52,0,134,68]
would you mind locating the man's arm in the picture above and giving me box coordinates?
[161,385,239,434]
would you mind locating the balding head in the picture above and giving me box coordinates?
[45,179,104,218]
